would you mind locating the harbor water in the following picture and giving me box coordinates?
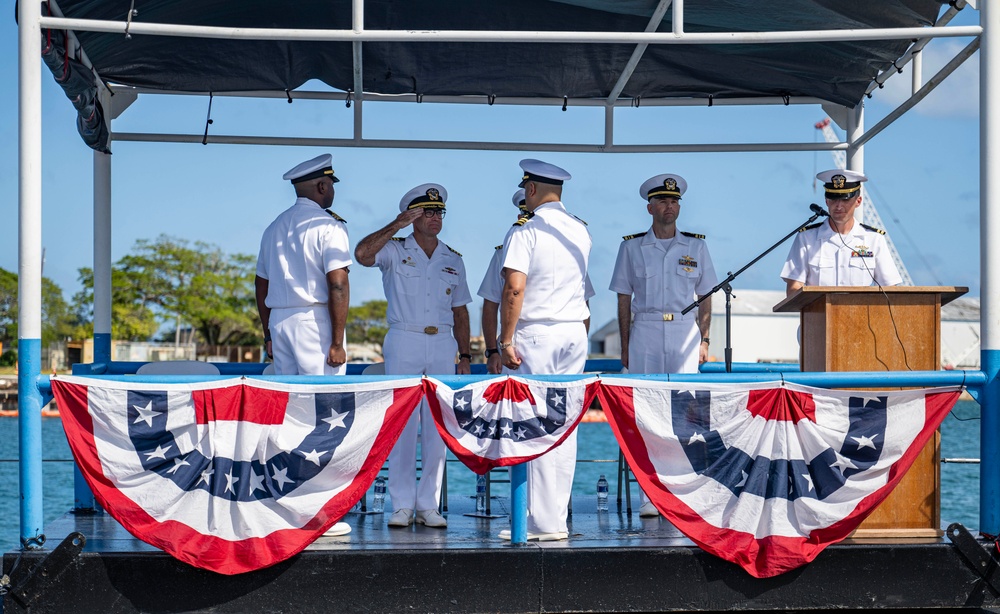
[0,400,982,552]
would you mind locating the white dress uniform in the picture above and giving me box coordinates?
[609,228,718,374]
[502,188,592,535]
[256,196,351,375]
[780,220,902,287]
[479,235,596,304]
[376,233,473,513]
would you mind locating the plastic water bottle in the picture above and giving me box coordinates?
[476,474,487,513]
[596,474,609,512]
[373,476,386,513]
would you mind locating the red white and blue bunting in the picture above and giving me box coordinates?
[51,375,960,577]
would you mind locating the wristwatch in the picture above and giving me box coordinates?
[485,348,500,358]
[497,341,514,350]
[459,353,472,361]
[701,337,710,344]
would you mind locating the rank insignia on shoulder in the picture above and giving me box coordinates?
[860,223,886,235]
[622,232,647,241]
[800,222,824,232]
[680,231,705,240]
[570,213,588,225]
[495,245,503,251]
[391,237,406,242]
[447,244,463,256]
[513,217,530,227]
[326,210,347,223]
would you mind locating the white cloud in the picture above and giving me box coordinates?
[873,39,979,119]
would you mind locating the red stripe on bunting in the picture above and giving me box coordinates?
[746,387,816,423]
[192,385,288,425]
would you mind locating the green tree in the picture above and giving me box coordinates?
[347,300,388,346]
[0,267,85,348]
[73,235,259,345]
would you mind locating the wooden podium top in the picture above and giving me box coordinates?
[772,286,968,313]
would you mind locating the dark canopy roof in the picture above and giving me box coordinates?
[40,0,945,150]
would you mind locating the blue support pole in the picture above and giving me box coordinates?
[982,0,1000,537]
[18,339,45,548]
[981,351,1000,536]
[74,334,112,511]
[510,463,527,545]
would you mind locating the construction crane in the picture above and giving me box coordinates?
[815,118,914,286]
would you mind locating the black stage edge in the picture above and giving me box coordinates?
[5,496,999,613]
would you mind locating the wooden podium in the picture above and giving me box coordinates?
[774,286,967,537]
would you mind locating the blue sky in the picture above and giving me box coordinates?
[0,9,982,335]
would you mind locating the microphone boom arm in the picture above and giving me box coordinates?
[680,208,826,372]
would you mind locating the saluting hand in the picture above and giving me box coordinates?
[396,208,423,227]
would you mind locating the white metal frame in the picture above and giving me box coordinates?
[19,0,996,541]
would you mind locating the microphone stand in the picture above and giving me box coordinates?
[681,208,828,373]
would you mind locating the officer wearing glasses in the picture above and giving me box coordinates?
[355,183,473,530]
[781,169,902,295]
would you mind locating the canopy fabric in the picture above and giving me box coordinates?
[39,0,944,151]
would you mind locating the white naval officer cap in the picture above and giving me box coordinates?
[282,153,340,184]
[817,169,866,200]
[640,174,687,200]
[399,183,448,212]
[512,188,526,211]
[518,159,571,187]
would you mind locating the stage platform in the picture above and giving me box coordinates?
[3,493,998,613]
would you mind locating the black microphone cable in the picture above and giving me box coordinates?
[828,211,913,372]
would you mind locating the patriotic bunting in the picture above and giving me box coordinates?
[596,379,962,578]
[423,376,599,473]
[51,376,423,575]
[51,375,961,578]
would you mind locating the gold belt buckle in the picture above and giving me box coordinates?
[423,326,439,335]
[662,313,674,322]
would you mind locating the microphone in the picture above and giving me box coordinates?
[809,203,829,217]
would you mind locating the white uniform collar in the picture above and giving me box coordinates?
[533,200,566,214]
[293,196,324,209]
[641,226,690,249]
[403,233,445,257]
[822,219,865,241]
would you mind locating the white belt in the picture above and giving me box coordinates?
[390,323,453,335]
[633,312,696,322]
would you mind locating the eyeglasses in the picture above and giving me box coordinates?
[422,209,446,218]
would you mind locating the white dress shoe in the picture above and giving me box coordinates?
[415,509,448,528]
[639,501,661,518]
[387,508,414,527]
[323,522,351,536]
[498,529,569,542]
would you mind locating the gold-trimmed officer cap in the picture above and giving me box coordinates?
[511,188,527,211]
[817,169,866,200]
[640,174,687,200]
[283,153,340,184]
[518,158,572,188]
[399,183,448,212]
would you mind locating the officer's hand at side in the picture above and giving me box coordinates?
[699,342,709,364]
[328,344,347,367]
[486,353,503,374]
[620,350,628,370]
[502,346,521,370]
[456,359,471,375]
[265,340,272,360]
